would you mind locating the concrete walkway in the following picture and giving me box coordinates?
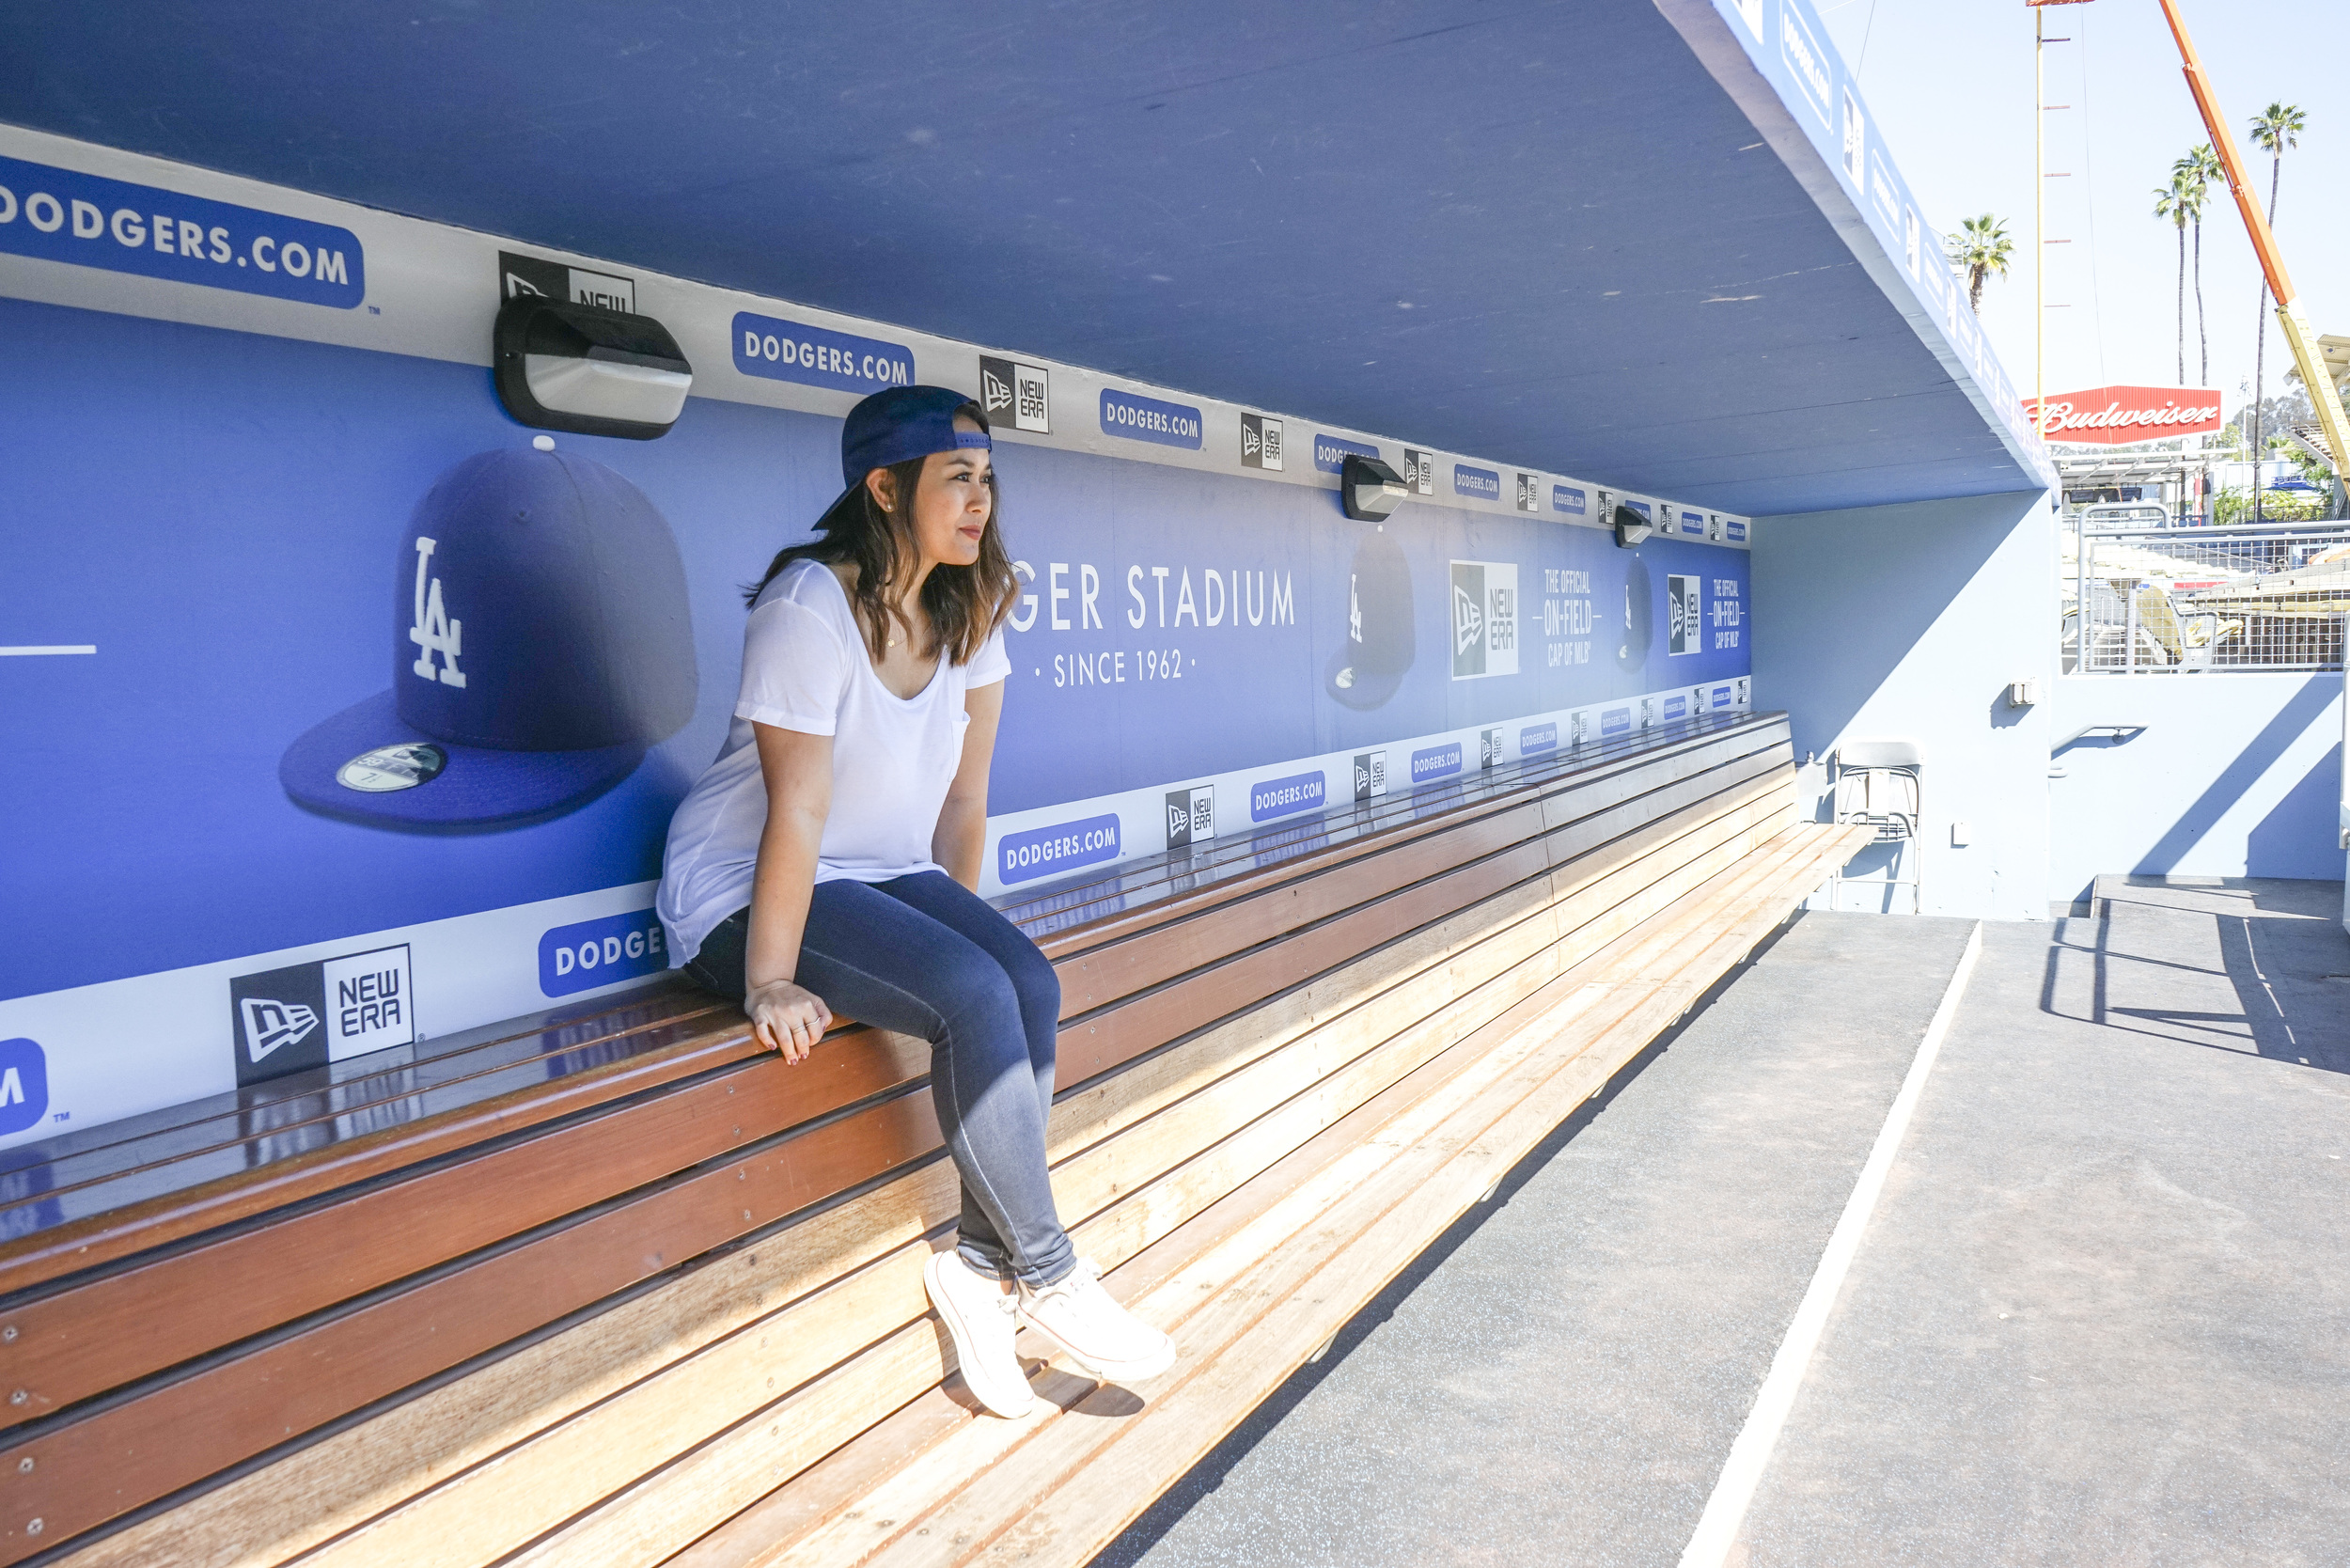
[1098,880,2350,1567]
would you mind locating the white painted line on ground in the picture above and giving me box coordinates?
[0,645,97,656]
[1677,918,1984,1568]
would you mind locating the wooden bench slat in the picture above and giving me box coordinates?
[1051,726,1787,1014]
[1048,744,1790,1089]
[0,985,716,1189]
[1007,721,1746,932]
[1026,718,1781,959]
[0,989,739,1295]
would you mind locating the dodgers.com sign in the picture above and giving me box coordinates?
[999,813,1122,885]
[1099,388,1201,449]
[540,910,669,997]
[1453,464,1500,502]
[0,1039,49,1137]
[0,154,363,309]
[1520,721,1559,755]
[1410,742,1462,784]
[733,311,916,394]
[1312,433,1378,475]
[1249,770,1325,823]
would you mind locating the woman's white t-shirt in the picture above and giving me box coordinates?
[657,559,1010,964]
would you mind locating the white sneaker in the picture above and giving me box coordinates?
[924,1249,1035,1419]
[1019,1259,1176,1383]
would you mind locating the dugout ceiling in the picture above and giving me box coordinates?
[0,0,2046,516]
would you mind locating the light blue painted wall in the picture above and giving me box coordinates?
[1752,490,2055,922]
[2047,674,2346,904]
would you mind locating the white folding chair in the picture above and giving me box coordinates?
[1829,738,1922,913]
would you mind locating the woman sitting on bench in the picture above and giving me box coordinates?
[656,385,1174,1418]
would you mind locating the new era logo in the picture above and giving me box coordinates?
[1240,414,1284,471]
[979,356,1050,432]
[239,997,320,1063]
[1453,583,1484,655]
[1353,750,1387,801]
[229,944,415,1088]
[1668,574,1700,656]
[1449,561,1519,680]
[497,251,635,314]
[1164,785,1214,850]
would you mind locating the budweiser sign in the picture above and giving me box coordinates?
[2021,384,2225,446]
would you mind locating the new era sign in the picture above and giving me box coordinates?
[229,944,415,1087]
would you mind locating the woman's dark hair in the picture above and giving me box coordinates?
[745,400,1019,666]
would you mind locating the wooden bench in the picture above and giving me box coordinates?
[0,712,1863,1568]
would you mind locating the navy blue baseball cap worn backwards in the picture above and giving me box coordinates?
[839,384,991,488]
[281,447,698,828]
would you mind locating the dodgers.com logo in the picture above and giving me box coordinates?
[540,910,669,998]
[1601,707,1632,738]
[1552,485,1587,516]
[1452,464,1500,501]
[1249,771,1325,823]
[0,1040,50,1137]
[999,813,1122,885]
[1312,433,1378,475]
[1520,721,1559,755]
[1410,742,1462,784]
[0,153,364,310]
[1779,0,1834,130]
[1100,388,1202,450]
[734,311,915,395]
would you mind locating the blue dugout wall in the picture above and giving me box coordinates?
[0,126,1754,1147]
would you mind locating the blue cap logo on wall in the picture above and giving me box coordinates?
[1618,556,1653,673]
[280,447,697,827]
[1325,528,1415,710]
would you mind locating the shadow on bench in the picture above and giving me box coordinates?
[0,713,1865,1568]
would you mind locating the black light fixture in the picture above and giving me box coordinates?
[1612,503,1655,549]
[494,296,693,440]
[1340,453,1408,521]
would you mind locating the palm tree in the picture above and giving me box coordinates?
[1945,213,2013,316]
[2173,144,2221,384]
[2248,102,2306,522]
[2154,175,2191,384]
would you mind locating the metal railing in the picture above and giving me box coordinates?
[2063,521,2350,673]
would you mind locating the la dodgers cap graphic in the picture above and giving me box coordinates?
[1324,527,1415,711]
[280,447,697,826]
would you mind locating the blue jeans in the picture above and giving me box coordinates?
[684,871,1074,1287]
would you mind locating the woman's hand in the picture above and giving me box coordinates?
[744,980,834,1064]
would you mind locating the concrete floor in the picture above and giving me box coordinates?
[1098,880,2350,1568]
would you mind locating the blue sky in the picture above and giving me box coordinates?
[1819,0,2344,413]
